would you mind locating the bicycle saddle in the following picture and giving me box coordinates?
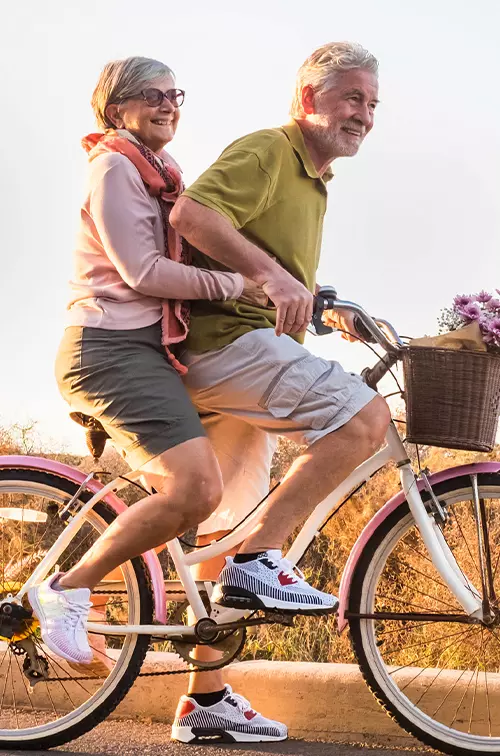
[69,412,110,462]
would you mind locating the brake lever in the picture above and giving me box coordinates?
[311,287,337,335]
[311,307,334,335]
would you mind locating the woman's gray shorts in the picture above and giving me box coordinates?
[55,322,205,469]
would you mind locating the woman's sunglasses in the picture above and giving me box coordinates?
[126,88,185,108]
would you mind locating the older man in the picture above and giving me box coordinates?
[169,42,391,744]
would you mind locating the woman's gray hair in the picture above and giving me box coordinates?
[92,56,175,130]
[290,42,378,117]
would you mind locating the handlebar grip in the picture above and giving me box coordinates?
[353,315,377,344]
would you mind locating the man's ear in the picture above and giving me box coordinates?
[301,85,316,115]
[104,103,123,128]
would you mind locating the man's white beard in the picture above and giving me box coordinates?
[307,115,362,158]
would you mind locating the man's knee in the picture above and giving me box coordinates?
[352,395,391,452]
[327,394,390,456]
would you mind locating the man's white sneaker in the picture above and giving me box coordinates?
[212,550,339,615]
[171,685,287,743]
[28,572,93,664]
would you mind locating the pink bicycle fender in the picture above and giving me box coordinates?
[337,461,500,632]
[0,455,167,622]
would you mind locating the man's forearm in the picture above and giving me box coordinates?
[170,196,278,286]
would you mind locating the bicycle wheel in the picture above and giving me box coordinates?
[349,473,500,755]
[0,467,153,750]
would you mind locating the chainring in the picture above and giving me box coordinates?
[169,601,246,669]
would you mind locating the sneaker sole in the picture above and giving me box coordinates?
[215,586,339,616]
[171,725,287,743]
[27,587,93,665]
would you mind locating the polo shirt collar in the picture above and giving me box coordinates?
[282,120,334,183]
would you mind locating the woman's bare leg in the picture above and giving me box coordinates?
[59,437,223,591]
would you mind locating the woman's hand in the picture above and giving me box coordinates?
[322,309,360,342]
[239,277,270,307]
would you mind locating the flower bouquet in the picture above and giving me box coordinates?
[403,289,500,451]
[437,290,500,351]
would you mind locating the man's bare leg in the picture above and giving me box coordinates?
[185,531,237,694]
[239,396,390,553]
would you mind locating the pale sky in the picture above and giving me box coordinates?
[1,0,499,456]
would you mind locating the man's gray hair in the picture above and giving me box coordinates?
[290,42,378,117]
[92,56,175,130]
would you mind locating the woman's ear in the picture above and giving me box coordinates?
[104,103,123,128]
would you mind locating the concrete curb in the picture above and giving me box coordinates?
[113,654,417,746]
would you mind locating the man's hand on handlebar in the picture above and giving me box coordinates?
[261,269,314,336]
[321,310,361,343]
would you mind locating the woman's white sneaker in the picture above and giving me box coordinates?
[212,550,339,615]
[28,572,93,664]
[171,685,287,743]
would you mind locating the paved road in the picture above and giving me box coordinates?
[0,719,431,756]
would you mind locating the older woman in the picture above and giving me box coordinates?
[28,56,286,742]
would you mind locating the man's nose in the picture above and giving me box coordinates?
[357,104,373,128]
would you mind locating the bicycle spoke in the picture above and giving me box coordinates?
[33,637,93,697]
[0,472,150,746]
[12,650,39,725]
[449,503,480,580]
[9,651,19,730]
[482,634,492,737]
[389,626,475,676]
[0,649,12,716]
[450,666,478,730]
[382,625,475,660]
[414,629,474,708]
[1,518,5,594]
[355,480,500,747]
[396,560,448,590]
[376,593,456,614]
[393,579,460,610]
[57,528,97,574]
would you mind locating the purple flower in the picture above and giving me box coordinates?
[486,297,500,312]
[453,294,473,308]
[457,302,482,321]
[486,316,500,330]
[476,290,493,303]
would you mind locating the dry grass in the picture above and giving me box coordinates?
[2,424,500,665]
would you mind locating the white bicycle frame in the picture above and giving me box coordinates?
[15,421,483,639]
[13,295,485,636]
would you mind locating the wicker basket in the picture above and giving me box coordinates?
[402,346,500,452]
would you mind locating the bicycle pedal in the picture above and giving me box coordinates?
[263,610,295,626]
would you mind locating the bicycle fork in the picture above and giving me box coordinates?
[399,462,483,619]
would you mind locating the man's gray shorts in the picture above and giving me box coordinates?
[182,329,377,535]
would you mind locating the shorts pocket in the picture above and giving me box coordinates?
[258,355,341,421]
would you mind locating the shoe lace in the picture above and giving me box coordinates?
[63,600,92,631]
[280,557,306,583]
[228,691,253,714]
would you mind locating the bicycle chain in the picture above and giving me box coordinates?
[46,589,232,682]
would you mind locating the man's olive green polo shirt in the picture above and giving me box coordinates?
[183,120,333,352]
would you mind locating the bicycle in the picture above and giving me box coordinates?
[1,287,500,754]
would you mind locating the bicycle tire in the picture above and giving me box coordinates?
[349,473,500,755]
[0,467,153,750]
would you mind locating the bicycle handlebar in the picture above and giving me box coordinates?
[313,287,402,354]
[312,286,404,390]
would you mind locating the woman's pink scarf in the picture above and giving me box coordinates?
[82,130,190,374]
